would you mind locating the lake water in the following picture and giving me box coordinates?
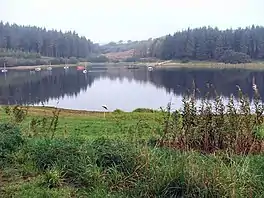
[0,65,263,112]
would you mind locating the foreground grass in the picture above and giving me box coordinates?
[1,106,264,197]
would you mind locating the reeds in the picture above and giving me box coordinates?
[159,83,264,155]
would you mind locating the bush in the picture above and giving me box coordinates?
[113,109,124,114]
[0,123,24,157]
[27,138,97,187]
[133,108,157,113]
[35,59,49,65]
[88,55,109,63]
[181,57,190,63]
[125,57,139,62]
[92,138,140,175]
[112,59,120,63]
[68,57,79,64]
[78,57,88,62]
[50,58,61,65]
[41,167,64,188]
[27,138,143,188]
[218,50,251,64]
[0,48,41,59]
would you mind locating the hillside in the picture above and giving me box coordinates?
[2,22,264,65]
[104,49,135,61]
[100,26,264,64]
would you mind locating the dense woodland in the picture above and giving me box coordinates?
[0,21,95,58]
[1,21,264,65]
[149,26,264,63]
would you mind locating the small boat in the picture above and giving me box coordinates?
[35,67,41,71]
[64,61,69,69]
[148,66,153,71]
[77,66,85,70]
[47,63,52,71]
[83,69,87,74]
[1,62,8,73]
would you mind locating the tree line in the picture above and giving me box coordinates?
[0,21,95,58]
[2,21,264,64]
[149,26,264,63]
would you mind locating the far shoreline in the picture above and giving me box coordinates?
[2,60,264,70]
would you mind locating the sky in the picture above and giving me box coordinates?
[0,0,264,43]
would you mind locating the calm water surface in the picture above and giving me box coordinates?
[0,65,263,111]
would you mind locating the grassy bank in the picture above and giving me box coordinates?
[135,60,264,70]
[90,60,264,70]
[1,88,264,197]
[4,64,79,70]
[4,60,264,71]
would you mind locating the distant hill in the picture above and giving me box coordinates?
[104,49,135,61]
[99,40,154,61]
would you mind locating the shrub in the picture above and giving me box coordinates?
[133,108,157,113]
[27,138,144,188]
[0,123,24,158]
[50,58,61,65]
[68,57,79,64]
[181,57,190,63]
[3,105,28,124]
[41,167,65,188]
[113,109,124,114]
[27,138,97,187]
[35,59,49,65]
[88,55,109,63]
[125,57,139,62]
[92,138,140,175]
[218,50,251,64]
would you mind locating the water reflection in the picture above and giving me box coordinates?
[0,66,263,111]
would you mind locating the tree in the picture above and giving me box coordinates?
[218,50,251,64]
[0,21,95,58]
[150,25,264,62]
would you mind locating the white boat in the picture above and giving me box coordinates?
[35,67,41,71]
[47,63,52,71]
[64,60,69,69]
[148,66,153,71]
[83,62,88,73]
[1,62,7,73]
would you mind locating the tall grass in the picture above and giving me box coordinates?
[1,87,264,197]
[158,83,264,155]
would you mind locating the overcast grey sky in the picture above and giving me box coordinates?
[1,0,263,43]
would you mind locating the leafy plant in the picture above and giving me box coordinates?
[41,167,65,188]
[0,123,24,158]
[3,105,28,124]
[158,84,264,155]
